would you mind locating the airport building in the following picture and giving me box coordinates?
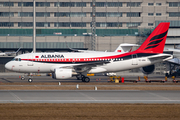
[0,0,180,74]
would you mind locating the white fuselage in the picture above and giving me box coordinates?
[5,52,172,74]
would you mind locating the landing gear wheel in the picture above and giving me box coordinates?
[76,75,84,80]
[21,77,25,80]
[28,78,33,83]
[76,76,80,80]
[83,77,90,83]
[82,77,85,82]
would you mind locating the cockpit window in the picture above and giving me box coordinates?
[12,58,21,61]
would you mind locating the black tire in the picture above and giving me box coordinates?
[77,75,85,80]
[28,78,33,83]
[76,76,80,80]
[84,77,90,83]
[21,77,25,80]
[82,77,85,82]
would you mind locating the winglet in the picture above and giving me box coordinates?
[135,22,170,53]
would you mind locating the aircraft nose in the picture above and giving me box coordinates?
[5,62,12,70]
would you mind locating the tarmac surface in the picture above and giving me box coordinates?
[0,73,175,83]
[0,90,180,103]
[0,73,180,104]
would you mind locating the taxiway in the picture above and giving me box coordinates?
[0,90,180,103]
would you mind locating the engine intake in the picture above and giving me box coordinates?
[140,65,155,75]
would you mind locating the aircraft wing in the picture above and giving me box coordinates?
[0,53,6,56]
[73,61,110,73]
[1,47,21,56]
[167,58,180,65]
[165,48,180,53]
[50,61,110,73]
[147,54,173,62]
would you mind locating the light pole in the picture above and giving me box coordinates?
[91,0,96,51]
[33,0,36,53]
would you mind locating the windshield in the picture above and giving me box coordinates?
[12,58,21,61]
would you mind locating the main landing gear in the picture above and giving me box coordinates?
[76,74,90,82]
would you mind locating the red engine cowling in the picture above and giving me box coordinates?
[140,65,155,75]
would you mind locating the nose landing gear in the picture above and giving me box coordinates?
[21,76,25,80]
[28,78,33,83]
[20,74,33,83]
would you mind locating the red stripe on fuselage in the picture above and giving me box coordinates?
[20,51,143,63]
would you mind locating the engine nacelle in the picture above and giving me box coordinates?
[140,65,155,75]
[52,69,72,79]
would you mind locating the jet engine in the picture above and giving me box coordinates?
[52,69,72,79]
[140,65,155,75]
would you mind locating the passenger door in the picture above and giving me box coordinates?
[132,54,138,65]
[27,56,33,66]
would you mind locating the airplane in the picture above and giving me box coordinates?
[5,22,173,83]
[67,43,138,53]
[164,48,180,77]
[0,48,21,56]
[164,48,180,66]
[114,43,139,53]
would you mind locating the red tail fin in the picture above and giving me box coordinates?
[136,22,170,53]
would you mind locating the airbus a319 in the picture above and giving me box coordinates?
[5,23,173,82]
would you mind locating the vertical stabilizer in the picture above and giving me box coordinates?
[136,22,170,53]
